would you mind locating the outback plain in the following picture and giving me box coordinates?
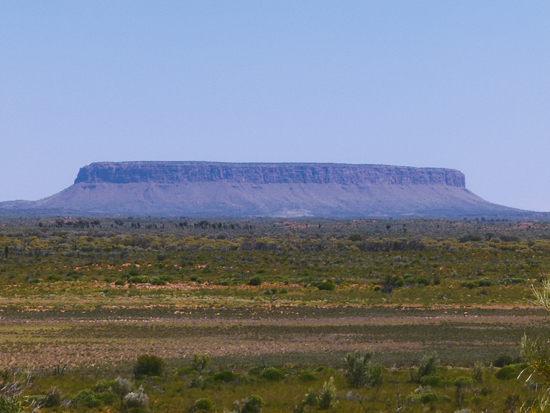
[1,216,550,412]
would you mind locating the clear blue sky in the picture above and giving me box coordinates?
[1,1,549,211]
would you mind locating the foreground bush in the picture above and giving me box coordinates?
[343,350,383,388]
[301,377,338,411]
[259,367,285,381]
[229,395,264,413]
[111,376,133,401]
[73,389,100,408]
[0,395,24,413]
[192,354,211,373]
[417,351,440,379]
[123,386,148,409]
[191,398,214,412]
[134,354,164,377]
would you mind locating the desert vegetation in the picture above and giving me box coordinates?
[1,216,550,411]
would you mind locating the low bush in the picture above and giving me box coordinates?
[73,389,100,408]
[260,367,285,381]
[495,364,529,380]
[472,362,484,383]
[417,351,439,379]
[43,386,62,407]
[93,379,115,393]
[192,354,211,373]
[191,398,214,412]
[213,370,236,383]
[406,388,450,405]
[111,377,132,401]
[230,395,264,413]
[123,386,148,409]
[419,374,445,387]
[248,276,263,286]
[493,354,521,368]
[128,276,149,284]
[317,281,335,291]
[303,377,338,410]
[134,354,164,377]
[343,350,383,388]
[298,373,317,382]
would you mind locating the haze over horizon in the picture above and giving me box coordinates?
[1,2,549,212]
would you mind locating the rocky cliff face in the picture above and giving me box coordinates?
[0,161,525,218]
[75,162,466,187]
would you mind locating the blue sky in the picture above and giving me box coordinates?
[1,1,549,211]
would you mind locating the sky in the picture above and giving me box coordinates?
[1,1,549,211]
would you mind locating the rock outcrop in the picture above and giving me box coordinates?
[0,162,527,217]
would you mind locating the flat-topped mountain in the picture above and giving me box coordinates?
[74,162,466,187]
[0,161,530,217]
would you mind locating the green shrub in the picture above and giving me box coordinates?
[406,388,450,405]
[134,354,164,377]
[115,279,126,286]
[46,274,62,282]
[318,377,338,409]
[128,276,148,284]
[150,277,167,286]
[453,376,474,406]
[472,362,484,383]
[248,276,263,286]
[417,351,439,379]
[0,395,24,413]
[213,370,235,383]
[73,389,100,408]
[461,281,478,289]
[111,376,132,401]
[495,364,528,380]
[419,375,445,387]
[189,375,206,389]
[123,386,148,409]
[420,390,441,403]
[303,377,338,410]
[299,373,317,382]
[96,392,118,405]
[93,379,115,393]
[453,376,474,387]
[343,350,383,388]
[191,354,211,373]
[192,398,214,412]
[248,366,263,376]
[174,367,198,376]
[259,367,285,381]
[493,354,521,367]
[43,386,62,407]
[231,395,264,413]
[317,281,335,291]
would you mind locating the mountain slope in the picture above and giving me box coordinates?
[0,161,528,218]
